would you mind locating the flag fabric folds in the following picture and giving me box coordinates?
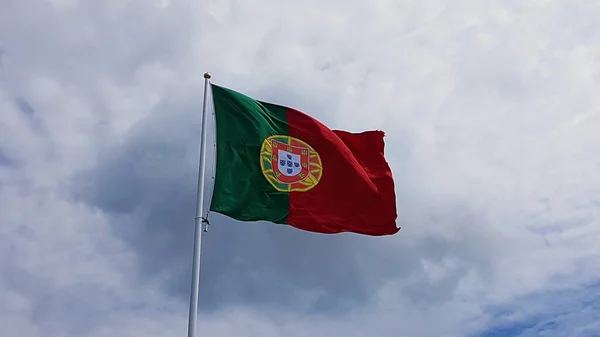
[208,84,399,236]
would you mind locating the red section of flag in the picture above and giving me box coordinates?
[286,108,399,236]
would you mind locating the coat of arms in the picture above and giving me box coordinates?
[260,135,323,192]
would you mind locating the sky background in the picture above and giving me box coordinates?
[1,0,600,336]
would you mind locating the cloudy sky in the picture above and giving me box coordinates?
[1,0,600,336]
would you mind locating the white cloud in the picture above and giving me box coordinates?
[1,0,600,336]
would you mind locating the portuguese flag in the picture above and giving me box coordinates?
[208,84,399,236]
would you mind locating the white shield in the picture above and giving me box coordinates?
[277,149,302,177]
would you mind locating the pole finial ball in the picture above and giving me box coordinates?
[203,72,212,79]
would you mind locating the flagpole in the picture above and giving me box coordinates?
[187,72,211,337]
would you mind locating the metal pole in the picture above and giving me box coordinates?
[187,72,211,337]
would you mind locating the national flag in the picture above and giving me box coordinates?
[208,84,399,236]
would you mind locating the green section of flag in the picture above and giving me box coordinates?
[208,84,290,223]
